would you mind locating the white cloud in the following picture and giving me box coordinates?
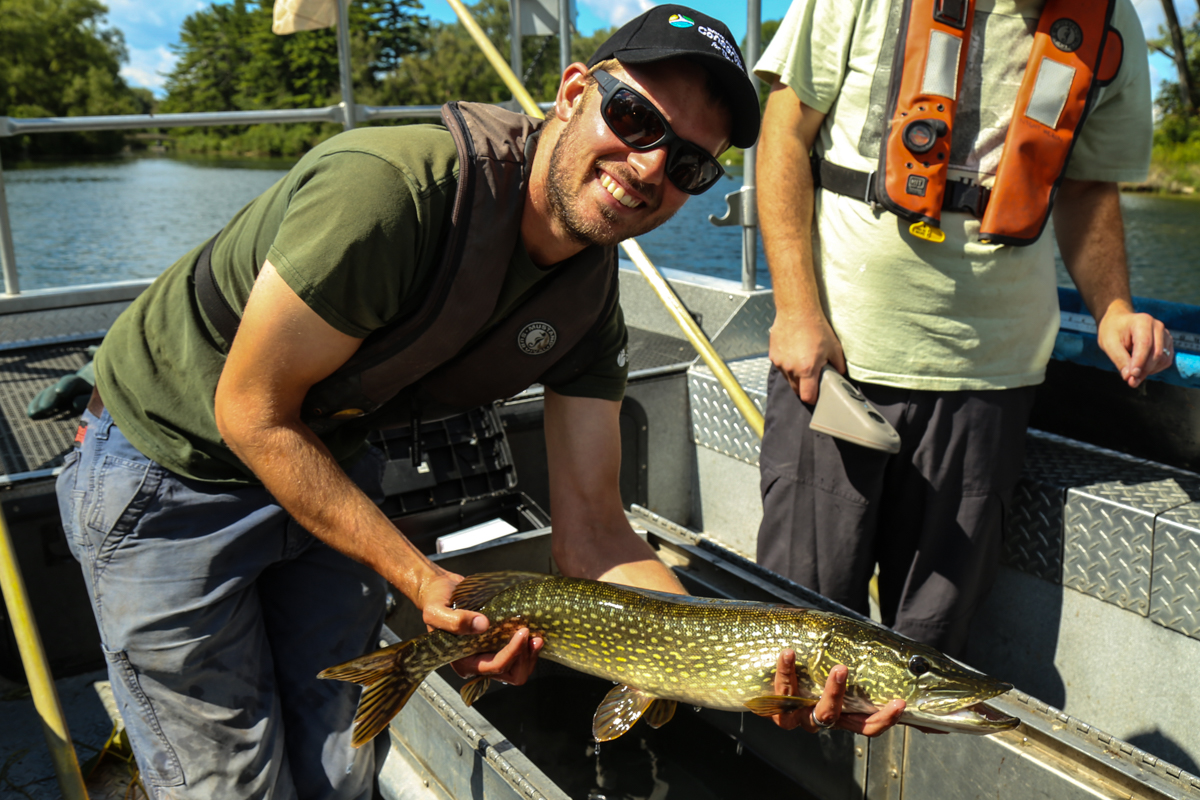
[579,0,653,28]
[121,46,179,96]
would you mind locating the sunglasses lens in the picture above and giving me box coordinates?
[667,147,723,194]
[605,89,665,148]
[599,76,724,195]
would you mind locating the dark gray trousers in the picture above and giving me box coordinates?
[756,365,1036,657]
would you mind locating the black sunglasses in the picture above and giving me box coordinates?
[592,70,726,196]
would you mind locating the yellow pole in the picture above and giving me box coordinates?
[445,0,765,439]
[0,507,89,800]
[445,0,542,116]
[620,239,764,437]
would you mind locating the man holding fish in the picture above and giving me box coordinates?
[56,6,902,799]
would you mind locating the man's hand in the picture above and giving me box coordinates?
[1096,302,1174,388]
[770,314,847,404]
[771,650,905,736]
[417,570,545,686]
[1054,178,1173,389]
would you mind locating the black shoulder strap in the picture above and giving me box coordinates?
[193,234,240,345]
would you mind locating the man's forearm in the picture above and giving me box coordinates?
[758,88,824,327]
[1054,178,1173,387]
[226,418,440,604]
[1055,179,1132,321]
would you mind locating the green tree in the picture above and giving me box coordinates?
[160,0,427,155]
[379,0,613,108]
[0,0,149,158]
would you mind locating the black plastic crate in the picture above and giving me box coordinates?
[371,405,518,517]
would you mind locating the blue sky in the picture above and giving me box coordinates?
[111,0,1197,98]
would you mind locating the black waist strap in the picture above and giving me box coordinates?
[811,157,991,219]
[193,234,241,345]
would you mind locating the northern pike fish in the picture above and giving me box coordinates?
[319,572,1019,747]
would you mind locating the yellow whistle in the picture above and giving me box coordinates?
[909,221,946,243]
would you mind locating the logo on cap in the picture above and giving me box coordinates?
[668,14,694,28]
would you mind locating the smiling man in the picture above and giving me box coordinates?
[57,6,900,799]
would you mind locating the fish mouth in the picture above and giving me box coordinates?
[916,680,1012,715]
[903,699,1020,734]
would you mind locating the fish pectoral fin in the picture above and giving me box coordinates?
[592,684,659,742]
[643,699,677,729]
[459,676,492,707]
[743,694,818,717]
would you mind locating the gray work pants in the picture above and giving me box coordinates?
[756,365,1036,657]
[56,407,388,799]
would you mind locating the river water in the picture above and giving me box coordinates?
[5,155,1200,304]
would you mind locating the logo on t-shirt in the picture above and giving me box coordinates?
[518,322,558,355]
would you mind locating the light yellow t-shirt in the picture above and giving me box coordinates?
[755,0,1152,390]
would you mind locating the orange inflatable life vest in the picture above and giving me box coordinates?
[863,0,1124,245]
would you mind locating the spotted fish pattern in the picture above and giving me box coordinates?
[319,572,1019,747]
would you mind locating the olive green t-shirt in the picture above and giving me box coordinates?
[95,124,628,484]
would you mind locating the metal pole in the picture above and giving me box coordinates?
[0,508,88,800]
[335,0,356,129]
[510,0,523,97]
[558,0,571,74]
[446,0,764,439]
[741,0,762,291]
[0,156,19,296]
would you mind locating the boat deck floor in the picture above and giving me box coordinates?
[0,341,95,481]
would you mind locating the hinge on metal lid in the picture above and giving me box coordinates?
[934,0,968,28]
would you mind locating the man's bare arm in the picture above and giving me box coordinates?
[543,390,684,593]
[1054,179,1173,387]
[758,82,840,403]
[214,261,486,635]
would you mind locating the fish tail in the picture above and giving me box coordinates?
[319,637,439,748]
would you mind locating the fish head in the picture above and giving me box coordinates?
[815,615,1020,734]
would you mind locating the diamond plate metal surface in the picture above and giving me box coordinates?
[0,342,94,477]
[689,356,770,465]
[1064,479,1200,615]
[1150,503,1200,638]
[709,293,774,361]
[1004,433,1171,582]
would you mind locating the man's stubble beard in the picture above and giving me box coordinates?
[544,99,677,249]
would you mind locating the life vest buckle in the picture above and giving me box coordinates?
[944,179,990,219]
[933,0,968,28]
[863,170,879,210]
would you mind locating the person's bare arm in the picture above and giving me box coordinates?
[543,390,685,592]
[758,82,841,404]
[216,262,490,635]
[1054,179,1173,387]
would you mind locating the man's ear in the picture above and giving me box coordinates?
[555,62,591,121]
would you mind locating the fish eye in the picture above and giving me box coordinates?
[908,655,931,676]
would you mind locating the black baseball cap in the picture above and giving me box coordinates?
[586,4,760,149]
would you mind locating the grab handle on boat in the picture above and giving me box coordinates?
[445,0,766,439]
[0,506,89,800]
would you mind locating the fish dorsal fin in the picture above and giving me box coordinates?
[592,684,658,742]
[451,571,545,611]
[643,699,677,729]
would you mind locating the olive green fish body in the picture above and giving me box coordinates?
[319,572,1019,747]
